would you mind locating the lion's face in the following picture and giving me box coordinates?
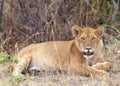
[72,25,104,58]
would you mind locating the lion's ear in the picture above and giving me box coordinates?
[95,26,104,38]
[72,25,82,37]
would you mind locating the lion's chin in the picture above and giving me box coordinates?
[83,55,93,59]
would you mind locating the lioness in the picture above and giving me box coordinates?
[13,25,110,76]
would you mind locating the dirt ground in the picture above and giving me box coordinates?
[0,43,120,86]
[19,72,120,86]
[18,72,120,86]
[0,69,120,86]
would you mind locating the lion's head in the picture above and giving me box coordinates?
[72,25,104,59]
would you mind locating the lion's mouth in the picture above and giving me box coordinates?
[83,52,94,56]
[83,51,94,58]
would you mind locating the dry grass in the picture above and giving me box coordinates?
[0,65,109,86]
[0,39,120,86]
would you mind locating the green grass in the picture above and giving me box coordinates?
[0,53,18,64]
[117,27,120,32]
[0,53,7,64]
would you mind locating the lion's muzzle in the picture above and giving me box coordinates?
[83,47,94,58]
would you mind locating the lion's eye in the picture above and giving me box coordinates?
[92,37,95,41]
[81,37,85,41]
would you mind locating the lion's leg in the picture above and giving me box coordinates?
[92,62,110,71]
[68,63,108,76]
[13,54,32,75]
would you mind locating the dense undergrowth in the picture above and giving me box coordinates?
[0,0,120,55]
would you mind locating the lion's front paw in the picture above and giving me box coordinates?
[90,67,109,76]
[92,62,110,72]
[93,70,109,77]
[99,70,108,75]
[103,62,110,71]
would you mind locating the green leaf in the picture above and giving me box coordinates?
[9,73,25,84]
[10,58,19,64]
[117,27,120,32]
[0,53,7,64]
[107,1,111,10]
[79,0,83,5]
[1,41,6,46]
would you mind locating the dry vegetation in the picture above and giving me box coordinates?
[0,0,120,86]
[0,40,120,86]
[0,0,120,54]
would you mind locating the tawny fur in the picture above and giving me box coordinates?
[13,25,110,76]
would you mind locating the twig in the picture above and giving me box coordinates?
[111,0,119,21]
[0,0,4,31]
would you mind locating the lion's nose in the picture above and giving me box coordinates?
[86,47,91,50]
